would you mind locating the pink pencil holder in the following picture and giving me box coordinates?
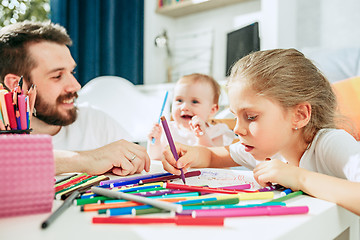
[0,134,54,218]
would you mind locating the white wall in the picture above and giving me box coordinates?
[144,0,360,85]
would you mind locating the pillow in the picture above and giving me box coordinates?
[332,76,360,140]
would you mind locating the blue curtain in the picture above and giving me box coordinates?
[50,0,144,86]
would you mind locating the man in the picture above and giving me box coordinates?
[0,21,150,176]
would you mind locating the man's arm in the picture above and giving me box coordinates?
[54,139,150,176]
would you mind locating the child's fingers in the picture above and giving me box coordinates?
[161,152,182,175]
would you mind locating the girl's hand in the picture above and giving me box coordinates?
[189,116,207,137]
[147,123,162,142]
[253,159,303,191]
[161,143,211,175]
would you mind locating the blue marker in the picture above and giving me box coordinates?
[280,188,293,196]
[152,91,169,144]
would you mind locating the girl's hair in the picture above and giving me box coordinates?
[178,73,221,104]
[228,48,337,143]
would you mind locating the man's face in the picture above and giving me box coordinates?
[26,41,81,126]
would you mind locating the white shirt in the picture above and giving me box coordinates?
[229,129,360,182]
[160,121,235,147]
[52,103,131,151]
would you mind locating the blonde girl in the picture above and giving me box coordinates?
[161,49,360,216]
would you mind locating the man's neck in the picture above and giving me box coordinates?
[30,117,62,136]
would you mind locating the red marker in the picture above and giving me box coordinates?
[92,216,224,226]
[4,92,17,129]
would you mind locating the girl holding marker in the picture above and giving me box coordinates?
[161,49,360,216]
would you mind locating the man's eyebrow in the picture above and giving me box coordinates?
[46,65,77,75]
[46,68,65,75]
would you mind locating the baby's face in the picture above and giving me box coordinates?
[171,82,217,129]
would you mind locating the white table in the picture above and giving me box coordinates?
[1,167,359,240]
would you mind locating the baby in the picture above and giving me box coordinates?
[147,73,235,161]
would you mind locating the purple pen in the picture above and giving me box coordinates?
[99,172,172,186]
[160,116,186,184]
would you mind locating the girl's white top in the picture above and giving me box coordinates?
[229,128,360,181]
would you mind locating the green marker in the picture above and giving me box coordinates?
[268,190,304,202]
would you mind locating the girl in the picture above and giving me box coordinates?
[161,49,360,215]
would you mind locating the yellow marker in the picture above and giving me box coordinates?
[238,191,274,201]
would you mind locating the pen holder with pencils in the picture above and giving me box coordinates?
[0,134,54,218]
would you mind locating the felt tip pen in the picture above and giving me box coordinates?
[187,205,309,218]
[41,190,80,229]
[160,116,186,184]
[164,182,247,194]
[92,216,224,226]
[99,172,172,186]
[268,190,304,202]
[152,90,169,144]
[139,170,201,184]
[280,188,293,196]
[91,186,183,213]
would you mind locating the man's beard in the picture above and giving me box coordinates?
[35,92,78,126]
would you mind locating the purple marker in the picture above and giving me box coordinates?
[99,172,172,186]
[160,116,186,184]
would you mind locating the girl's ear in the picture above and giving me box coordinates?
[209,104,219,117]
[292,102,311,129]
[3,74,21,91]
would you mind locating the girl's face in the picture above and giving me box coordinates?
[171,82,218,129]
[228,81,295,161]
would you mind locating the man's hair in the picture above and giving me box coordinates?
[0,21,72,88]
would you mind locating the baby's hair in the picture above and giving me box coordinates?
[228,48,337,143]
[178,73,221,104]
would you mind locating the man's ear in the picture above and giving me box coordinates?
[210,104,219,117]
[4,74,21,91]
[292,102,311,129]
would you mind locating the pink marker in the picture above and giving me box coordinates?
[18,94,27,130]
[190,205,309,218]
